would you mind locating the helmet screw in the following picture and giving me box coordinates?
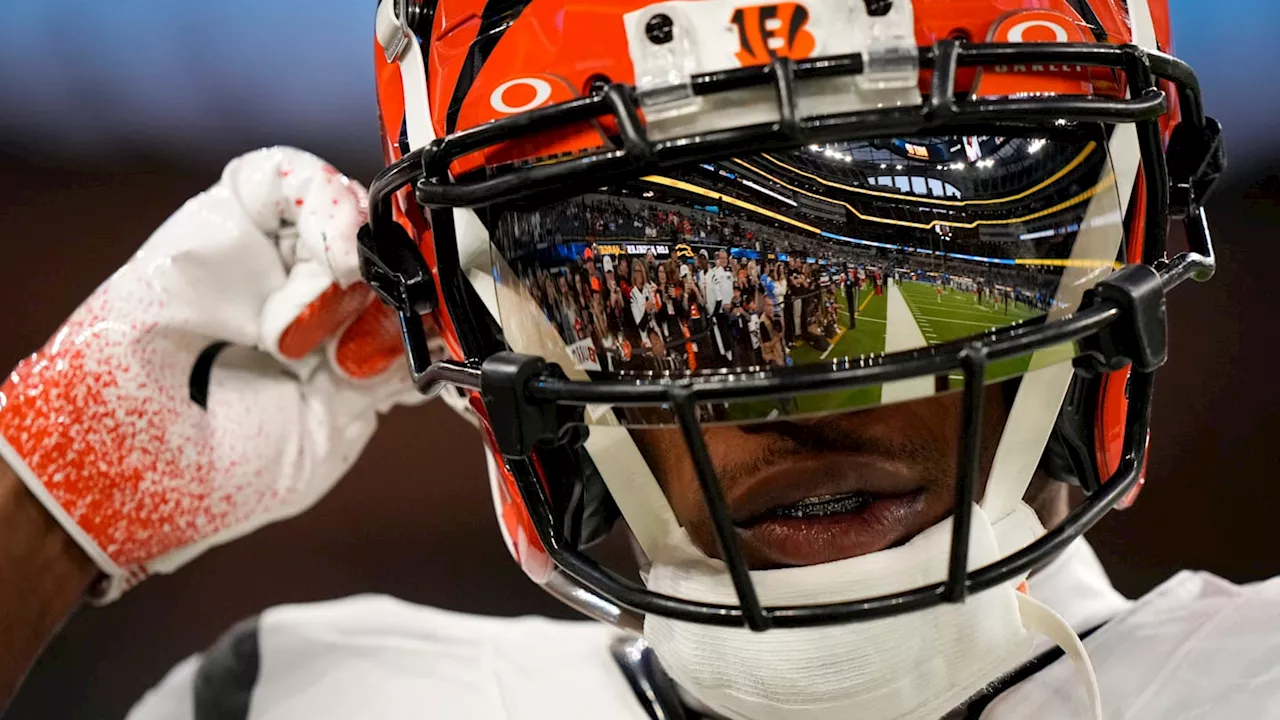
[585,74,612,97]
[645,13,674,44]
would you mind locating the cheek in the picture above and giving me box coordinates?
[631,426,746,534]
[630,428,696,516]
[931,385,1013,493]
[980,384,1011,462]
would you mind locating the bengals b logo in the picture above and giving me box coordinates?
[730,3,816,67]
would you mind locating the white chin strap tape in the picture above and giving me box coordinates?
[643,507,1103,720]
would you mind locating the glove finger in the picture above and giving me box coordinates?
[256,150,371,363]
[270,269,374,361]
[288,162,368,289]
[220,147,363,275]
[329,303,443,411]
[332,298,404,380]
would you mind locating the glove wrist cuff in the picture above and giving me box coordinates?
[0,436,135,601]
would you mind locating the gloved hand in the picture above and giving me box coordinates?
[0,147,424,601]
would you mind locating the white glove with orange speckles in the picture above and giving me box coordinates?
[0,146,431,602]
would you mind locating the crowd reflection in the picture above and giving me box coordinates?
[502,195,1057,376]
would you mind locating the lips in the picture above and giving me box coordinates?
[726,453,928,567]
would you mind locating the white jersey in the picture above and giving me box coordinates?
[126,540,1280,719]
[703,266,735,313]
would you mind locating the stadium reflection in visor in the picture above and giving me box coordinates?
[487,128,1126,425]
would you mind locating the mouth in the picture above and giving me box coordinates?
[768,491,880,518]
[727,454,928,567]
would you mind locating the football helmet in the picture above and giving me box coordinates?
[360,0,1223,637]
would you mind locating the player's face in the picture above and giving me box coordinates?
[631,386,1008,569]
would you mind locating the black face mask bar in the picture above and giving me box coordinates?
[360,39,1225,631]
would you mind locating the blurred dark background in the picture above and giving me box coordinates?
[2,1,1278,717]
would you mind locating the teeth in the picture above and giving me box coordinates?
[772,492,874,518]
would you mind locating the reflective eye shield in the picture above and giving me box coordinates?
[359,40,1224,631]
[482,129,1125,426]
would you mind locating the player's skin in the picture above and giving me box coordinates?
[633,384,1069,570]
[0,383,1069,714]
[0,462,96,712]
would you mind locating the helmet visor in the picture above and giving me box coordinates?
[485,125,1127,425]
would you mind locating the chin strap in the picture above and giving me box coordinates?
[1015,591,1103,720]
[992,504,1100,716]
